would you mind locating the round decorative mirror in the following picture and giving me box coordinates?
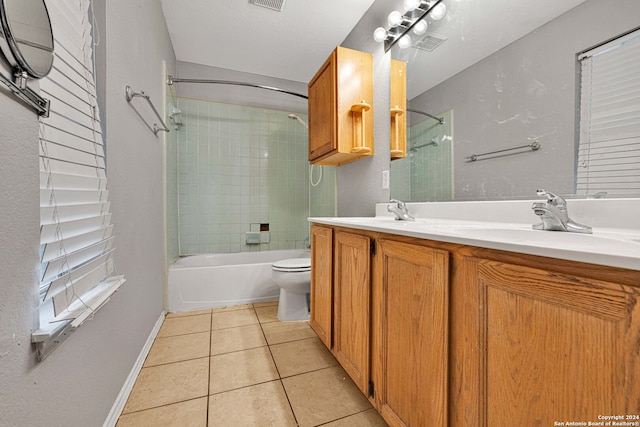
[0,0,54,78]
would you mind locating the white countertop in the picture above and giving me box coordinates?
[308,214,640,271]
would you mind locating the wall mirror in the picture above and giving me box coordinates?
[0,0,54,78]
[389,0,640,202]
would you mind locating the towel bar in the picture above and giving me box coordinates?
[125,85,170,136]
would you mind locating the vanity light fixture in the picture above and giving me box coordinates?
[373,0,446,52]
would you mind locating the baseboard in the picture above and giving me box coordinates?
[103,311,165,427]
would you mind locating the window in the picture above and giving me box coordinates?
[32,0,124,360]
[577,27,640,196]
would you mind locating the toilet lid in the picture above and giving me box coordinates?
[272,258,311,272]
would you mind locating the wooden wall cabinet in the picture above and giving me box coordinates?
[308,46,374,166]
[390,59,407,160]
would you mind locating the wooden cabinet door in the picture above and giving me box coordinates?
[333,230,371,394]
[372,239,449,427]
[310,224,333,348]
[457,257,640,426]
[308,51,336,162]
[308,46,374,166]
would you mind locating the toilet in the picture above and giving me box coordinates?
[271,257,311,321]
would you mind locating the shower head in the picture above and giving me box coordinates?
[288,113,308,129]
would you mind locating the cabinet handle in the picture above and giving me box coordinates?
[351,101,372,154]
[390,105,404,158]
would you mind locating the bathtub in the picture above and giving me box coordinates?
[167,249,310,313]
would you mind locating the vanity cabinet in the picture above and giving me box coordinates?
[333,230,372,394]
[308,46,374,166]
[310,225,450,425]
[452,252,640,426]
[310,225,333,348]
[310,222,640,426]
[371,238,449,427]
[390,59,407,160]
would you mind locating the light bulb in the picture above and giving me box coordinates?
[412,19,428,35]
[429,2,447,20]
[387,10,403,28]
[404,0,421,12]
[373,27,388,43]
[398,35,412,49]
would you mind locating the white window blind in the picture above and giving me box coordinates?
[577,28,640,196]
[33,0,124,354]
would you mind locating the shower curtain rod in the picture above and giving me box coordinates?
[167,75,308,100]
[167,76,444,125]
[407,108,445,125]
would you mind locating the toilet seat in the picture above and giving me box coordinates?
[272,258,311,272]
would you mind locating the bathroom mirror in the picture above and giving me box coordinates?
[0,0,54,78]
[390,0,640,201]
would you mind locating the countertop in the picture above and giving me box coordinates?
[308,216,640,271]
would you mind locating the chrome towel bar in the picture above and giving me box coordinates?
[466,141,540,162]
[125,85,170,135]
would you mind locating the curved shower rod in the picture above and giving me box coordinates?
[167,75,308,100]
[407,108,445,125]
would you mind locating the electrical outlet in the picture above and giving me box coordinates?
[382,170,390,189]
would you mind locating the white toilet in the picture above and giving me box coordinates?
[271,258,311,321]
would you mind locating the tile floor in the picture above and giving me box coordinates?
[116,301,388,427]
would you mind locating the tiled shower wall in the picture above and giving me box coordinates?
[176,97,335,254]
[391,110,454,201]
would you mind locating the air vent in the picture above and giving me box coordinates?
[249,0,287,12]
[414,33,447,52]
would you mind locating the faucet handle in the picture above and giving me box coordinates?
[536,189,566,207]
[389,199,406,209]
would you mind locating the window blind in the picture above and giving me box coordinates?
[33,0,124,350]
[577,28,640,196]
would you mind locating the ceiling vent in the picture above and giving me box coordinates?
[249,0,287,12]
[414,33,447,52]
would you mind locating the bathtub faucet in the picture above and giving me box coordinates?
[531,189,592,234]
[387,199,415,221]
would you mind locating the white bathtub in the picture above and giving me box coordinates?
[167,249,310,313]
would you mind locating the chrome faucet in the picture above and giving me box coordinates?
[387,199,415,221]
[532,189,592,234]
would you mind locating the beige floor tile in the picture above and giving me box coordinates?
[165,309,212,319]
[144,331,210,367]
[211,303,253,313]
[255,304,279,323]
[270,337,337,378]
[253,299,278,308]
[210,324,266,355]
[157,314,211,338]
[122,357,209,414]
[211,308,259,330]
[116,397,207,427]
[322,409,389,427]
[209,346,279,394]
[208,381,296,426]
[261,320,316,345]
[282,365,372,427]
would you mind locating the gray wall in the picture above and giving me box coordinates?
[410,0,639,200]
[0,0,176,425]
[336,0,405,216]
